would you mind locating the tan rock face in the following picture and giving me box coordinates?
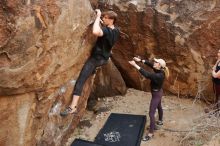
[0,0,97,146]
[91,59,127,98]
[0,93,35,146]
[0,0,95,95]
[0,0,127,146]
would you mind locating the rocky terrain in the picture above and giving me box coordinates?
[67,88,220,146]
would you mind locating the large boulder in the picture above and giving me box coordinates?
[0,0,95,95]
[0,0,103,146]
[91,59,127,98]
[0,0,127,145]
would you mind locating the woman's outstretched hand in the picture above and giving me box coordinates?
[129,60,140,70]
[129,60,136,66]
[133,56,141,62]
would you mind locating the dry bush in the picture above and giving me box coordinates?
[179,104,220,146]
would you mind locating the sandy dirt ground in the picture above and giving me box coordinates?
[65,88,220,146]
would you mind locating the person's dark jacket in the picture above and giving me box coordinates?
[139,60,165,90]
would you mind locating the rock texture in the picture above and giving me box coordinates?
[0,0,94,95]
[0,0,126,146]
[90,59,127,98]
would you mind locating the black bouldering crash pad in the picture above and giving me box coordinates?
[94,113,146,146]
[71,139,104,146]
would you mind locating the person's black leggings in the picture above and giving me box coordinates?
[214,84,220,109]
[149,89,163,133]
[73,56,107,96]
